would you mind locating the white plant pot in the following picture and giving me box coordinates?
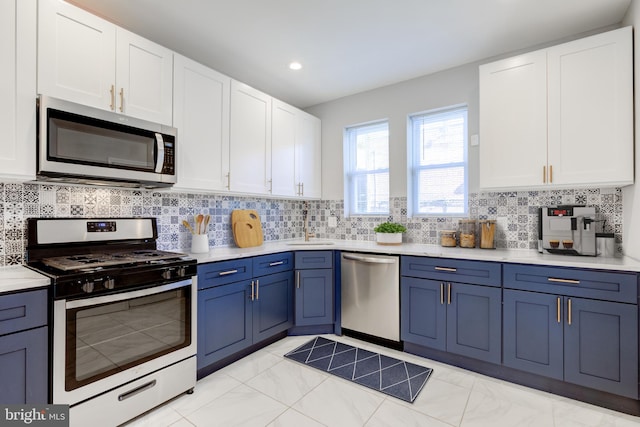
[376,232,402,245]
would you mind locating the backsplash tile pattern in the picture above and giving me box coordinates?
[308,188,622,252]
[0,182,623,267]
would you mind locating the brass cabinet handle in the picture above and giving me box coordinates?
[435,266,457,272]
[548,277,580,285]
[567,298,572,325]
[549,165,553,183]
[110,85,115,110]
[256,279,259,300]
[119,87,124,112]
[296,271,300,289]
[556,297,561,323]
[250,280,255,301]
[440,283,444,305]
[543,166,546,184]
[447,283,451,305]
[219,269,238,276]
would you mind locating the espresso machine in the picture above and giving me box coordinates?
[538,205,600,256]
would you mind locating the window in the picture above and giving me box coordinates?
[344,121,389,216]
[409,106,468,216]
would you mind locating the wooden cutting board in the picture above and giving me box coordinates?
[231,209,264,248]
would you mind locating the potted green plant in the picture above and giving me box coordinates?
[373,222,407,245]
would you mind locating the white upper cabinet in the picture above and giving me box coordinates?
[38,0,173,125]
[271,100,322,199]
[295,110,322,199]
[479,50,548,189]
[479,26,633,190]
[271,99,297,197]
[173,54,231,192]
[547,27,633,187]
[229,80,272,195]
[0,0,36,181]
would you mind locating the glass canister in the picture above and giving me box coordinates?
[479,220,497,249]
[440,230,457,247]
[458,219,476,248]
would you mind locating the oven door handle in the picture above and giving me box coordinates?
[65,279,192,309]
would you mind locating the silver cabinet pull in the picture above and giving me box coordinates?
[435,266,457,272]
[548,277,580,285]
[269,261,284,266]
[118,380,156,401]
[219,269,238,276]
[296,271,300,289]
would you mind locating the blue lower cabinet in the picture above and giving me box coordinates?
[503,289,638,399]
[253,271,294,342]
[0,326,48,404]
[503,289,564,380]
[564,297,638,399]
[401,277,501,364]
[295,269,334,326]
[197,280,253,369]
[197,258,295,370]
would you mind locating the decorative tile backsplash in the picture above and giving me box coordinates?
[0,181,623,267]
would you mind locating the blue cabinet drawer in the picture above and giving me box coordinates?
[197,259,253,290]
[503,264,638,303]
[295,251,333,269]
[253,252,294,277]
[0,290,47,336]
[401,256,501,287]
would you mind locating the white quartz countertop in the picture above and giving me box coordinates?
[0,265,50,294]
[188,239,640,273]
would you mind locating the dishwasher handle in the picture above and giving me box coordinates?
[342,253,397,264]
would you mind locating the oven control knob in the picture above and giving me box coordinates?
[104,277,115,290]
[177,266,187,277]
[162,268,173,280]
[82,281,94,294]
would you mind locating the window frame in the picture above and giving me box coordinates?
[343,119,390,218]
[407,105,469,217]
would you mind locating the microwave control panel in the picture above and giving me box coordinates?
[162,140,175,174]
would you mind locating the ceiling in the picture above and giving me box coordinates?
[68,0,631,109]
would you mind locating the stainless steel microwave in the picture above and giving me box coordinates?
[37,95,177,188]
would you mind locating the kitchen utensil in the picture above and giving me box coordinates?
[182,219,195,234]
[195,214,204,234]
[231,210,264,248]
[203,214,211,232]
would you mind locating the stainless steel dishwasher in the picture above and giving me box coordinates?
[341,252,400,342]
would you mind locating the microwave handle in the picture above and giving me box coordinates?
[155,133,165,173]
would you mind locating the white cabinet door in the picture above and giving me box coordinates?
[296,110,322,199]
[116,29,174,125]
[479,50,548,189]
[271,99,297,197]
[38,0,115,110]
[38,0,173,125]
[0,0,36,180]
[173,54,231,192]
[547,27,633,187]
[229,81,272,195]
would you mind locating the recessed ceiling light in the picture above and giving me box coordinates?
[289,61,302,70]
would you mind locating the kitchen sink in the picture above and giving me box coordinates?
[286,240,335,246]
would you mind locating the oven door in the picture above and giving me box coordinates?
[52,279,196,406]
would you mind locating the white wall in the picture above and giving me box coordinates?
[622,0,639,258]
[305,63,480,200]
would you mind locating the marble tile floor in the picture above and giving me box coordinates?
[124,334,640,427]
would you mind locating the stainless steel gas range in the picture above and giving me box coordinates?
[26,218,197,427]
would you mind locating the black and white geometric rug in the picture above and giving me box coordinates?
[284,336,432,403]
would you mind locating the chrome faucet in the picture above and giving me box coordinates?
[303,201,315,242]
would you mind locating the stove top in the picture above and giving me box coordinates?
[42,249,189,271]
